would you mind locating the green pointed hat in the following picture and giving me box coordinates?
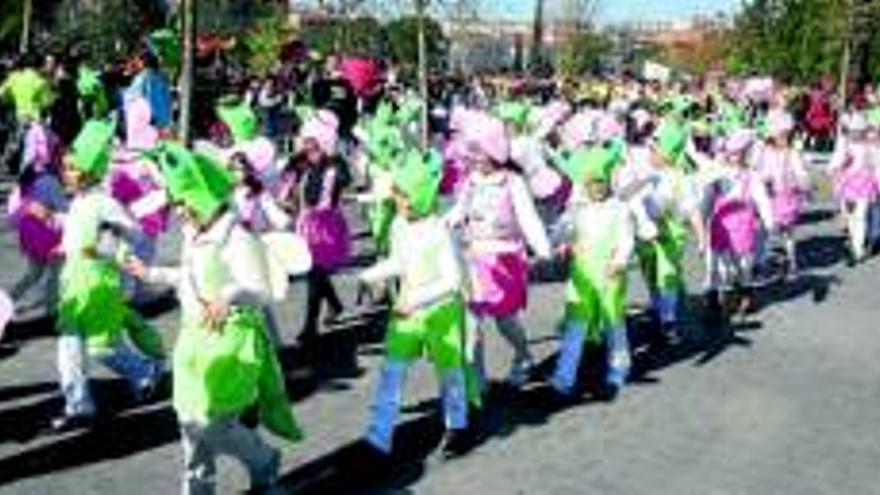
[367,125,406,170]
[654,122,688,164]
[69,119,117,179]
[395,97,423,126]
[153,142,235,225]
[217,99,259,144]
[392,149,443,218]
[496,101,532,128]
[558,146,617,185]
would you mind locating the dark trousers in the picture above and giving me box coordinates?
[301,267,342,339]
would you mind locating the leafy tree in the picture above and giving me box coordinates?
[385,15,446,77]
[725,0,848,83]
[558,29,612,77]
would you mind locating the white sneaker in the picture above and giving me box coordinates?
[505,359,534,388]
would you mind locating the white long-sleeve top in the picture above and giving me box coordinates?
[563,192,636,270]
[753,143,810,194]
[614,145,660,240]
[828,140,880,183]
[146,211,273,323]
[445,170,552,259]
[62,188,138,258]
[360,215,464,313]
[688,148,774,229]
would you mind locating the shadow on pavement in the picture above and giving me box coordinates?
[0,379,178,487]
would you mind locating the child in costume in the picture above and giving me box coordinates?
[359,149,472,459]
[53,119,165,430]
[755,112,810,275]
[446,112,552,388]
[130,143,300,495]
[8,121,66,315]
[828,114,880,265]
[7,163,67,316]
[281,110,352,344]
[110,96,171,303]
[501,101,571,229]
[231,152,292,235]
[637,124,707,343]
[692,130,775,318]
[551,144,635,402]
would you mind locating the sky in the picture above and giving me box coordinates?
[485,0,743,24]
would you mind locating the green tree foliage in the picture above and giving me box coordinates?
[385,15,446,75]
[558,29,613,77]
[300,16,386,58]
[0,0,24,51]
[726,0,848,83]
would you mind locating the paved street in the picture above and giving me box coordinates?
[0,174,879,495]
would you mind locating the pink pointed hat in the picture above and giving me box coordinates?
[596,113,624,143]
[560,110,599,150]
[299,109,340,156]
[534,100,573,139]
[462,111,510,164]
[723,128,756,156]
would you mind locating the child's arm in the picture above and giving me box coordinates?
[360,218,404,285]
[611,208,637,271]
[510,174,552,260]
[752,179,776,232]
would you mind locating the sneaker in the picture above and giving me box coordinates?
[659,323,682,347]
[50,413,96,433]
[597,382,622,403]
[505,359,534,388]
[440,429,475,460]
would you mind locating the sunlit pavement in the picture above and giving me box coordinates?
[0,168,878,495]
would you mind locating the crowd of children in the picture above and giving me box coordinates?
[5,43,880,493]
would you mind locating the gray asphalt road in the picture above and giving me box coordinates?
[0,175,878,495]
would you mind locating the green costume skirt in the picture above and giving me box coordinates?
[636,218,689,294]
[58,256,128,350]
[173,308,302,442]
[565,255,628,344]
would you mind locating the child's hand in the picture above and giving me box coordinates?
[555,243,573,260]
[606,261,627,280]
[393,299,415,318]
[28,202,50,221]
[124,258,148,280]
[202,302,230,332]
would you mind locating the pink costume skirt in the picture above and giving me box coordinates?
[8,189,62,263]
[710,200,760,257]
[297,207,352,271]
[467,248,528,318]
[835,167,879,203]
[771,189,803,230]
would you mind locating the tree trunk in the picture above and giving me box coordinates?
[20,0,32,54]
[417,0,429,147]
[179,0,197,145]
[530,0,544,72]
